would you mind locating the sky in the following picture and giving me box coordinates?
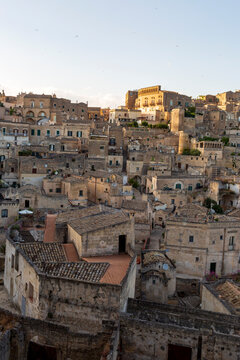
[0,0,240,107]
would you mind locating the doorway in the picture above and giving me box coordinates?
[210,262,216,273]
[27,341,57,360]
[119,235,126,253]
[168,344,192,360]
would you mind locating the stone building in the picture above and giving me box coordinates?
[165,204,240,279]
[22,93,88,124]
[0,199,19,227]
[4,238,136,332]
[201,279,240,315]
[140,250,176,303]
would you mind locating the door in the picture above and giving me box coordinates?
[168,344,192,360]
[119,235,126,253]
[210,262,216,273]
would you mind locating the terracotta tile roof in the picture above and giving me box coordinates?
[143,251,172,266]
[216,281,240,313]
[63,244,79,262]
[69,211,129,235]
[36,262,109,282]
[83,254,132,285]
[44,214,57,243]
[19,243,67,263]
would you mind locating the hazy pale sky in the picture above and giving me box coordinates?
[0,0,240,107]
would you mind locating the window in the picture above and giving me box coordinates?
[100,146,104,150]
[1,209,8,218]
[40,102,43,108]
[49,189,53,192]
[229,236,234,246]
[54,103,56,108]
[188,185,192,191]
[82,109,84,112]
[175,183,182,189]
[66,163,69,168]
[56,130,60,136]
[31,129,35,136]
[136,167,139,171]
[171,199,175,204]
[189,235,194,243]
[77,131,82,138]
[49,144,55,151]
[56,188,61,193]
[46,129,50,136]
[32,168,37,174]
[28,282,34,300]
[220,235,223,240]
[15,251,19,271]
[11,168,14,173]
[109,160,112,166]
[116,160,119,166]
[67,131,72,136]
[37,129,41,136]
[152,279,156,284]
[61,145,65,151]
[11,255,15,269]
[31,101,34,108]
[79,190,83,196]
[2,128,6,135]
[195,257,199,262]
[109,138,116,146]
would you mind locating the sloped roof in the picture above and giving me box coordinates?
[122,200,147,212]
[69,211,129,235]
[19,243,67,263]
[36,262,109,282]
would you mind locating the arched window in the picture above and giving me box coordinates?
[175,183,182,189]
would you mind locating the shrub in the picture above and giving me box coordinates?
[198,136,218,142]
[129,178,139,188]
[203,197,223,213]
[221,136,229,146]
[142,121,148,127]
[185,106,195,118]
[182,149,201,156]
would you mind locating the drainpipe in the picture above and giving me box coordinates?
[221,228,226,276]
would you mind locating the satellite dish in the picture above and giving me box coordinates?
[163,263,169,271]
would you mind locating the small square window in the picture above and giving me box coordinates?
[100,146,104,150]
[49,189,53,192]
[56,188,61,193]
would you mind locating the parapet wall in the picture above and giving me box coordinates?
[120,298,240,360]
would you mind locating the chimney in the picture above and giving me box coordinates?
[43,214,57,243]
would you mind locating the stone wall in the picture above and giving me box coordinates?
[120,298,240,360]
